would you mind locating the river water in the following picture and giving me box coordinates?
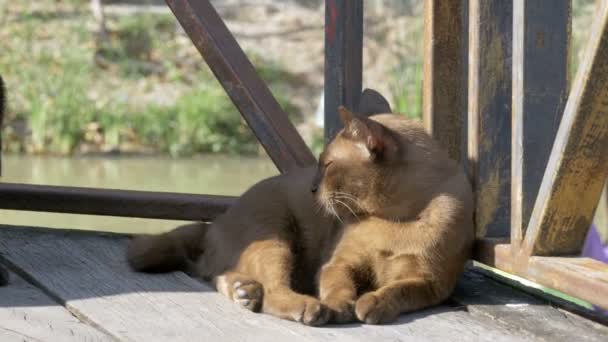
[0,154,277,234]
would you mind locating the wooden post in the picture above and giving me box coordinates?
[324,0,363,143]
[522,1,608,256]
[423,0,468,163]
[165,0,316,173]
[511,0,570,247]
[468,1,513,238]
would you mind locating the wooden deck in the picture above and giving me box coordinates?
[0,226,606,342]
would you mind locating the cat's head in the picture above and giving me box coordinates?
[312,106,408,220]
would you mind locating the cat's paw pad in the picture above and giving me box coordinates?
[232,280,263,312]
[355,292,398,324]
[322,298,356,323]
[298,299,330,326]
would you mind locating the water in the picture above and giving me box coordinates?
[0,154,278,234]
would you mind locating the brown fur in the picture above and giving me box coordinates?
[127,107,473,325]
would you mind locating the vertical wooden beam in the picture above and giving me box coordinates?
[511,1,571,247]
[165,0,316,173]
[324,0,363,142]
[423,0,468,163]
[468,1,513,238]
[522,1,608,256]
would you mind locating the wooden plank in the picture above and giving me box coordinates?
[324,0,363,142]
[0,182,235,221]
[468,0,513,238]
[474,239,608,315]
[0,226,540,342]
[522,1,608,256]
[527,256,608,310]
[511,0,570,247]
[423,0,468,163]
[0,271,112,342]
[165,0,316,173]
[453,269,608,342]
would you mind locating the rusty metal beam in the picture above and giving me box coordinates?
[0,183,235,221]
[324,0,363,142]
[511,0,570,248]
[467,0,513,238]
[522,1,608,256]
[165,0,316,173]
[423,0,468,163]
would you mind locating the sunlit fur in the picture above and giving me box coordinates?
[126,108,474,325]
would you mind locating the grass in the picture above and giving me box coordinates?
[0,2,300,156]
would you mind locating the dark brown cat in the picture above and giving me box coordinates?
[127,106,473,325]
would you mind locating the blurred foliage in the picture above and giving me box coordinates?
[0,2,302,156]
[0,0,596,156]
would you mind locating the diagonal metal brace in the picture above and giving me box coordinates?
[165,0,316,173]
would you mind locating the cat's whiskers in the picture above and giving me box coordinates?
[333,193,364,213]
[333,198,359,220]
[330,204,343,223]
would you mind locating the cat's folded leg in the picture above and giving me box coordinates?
[355,278,438,324]
[318,263,358,323]
[238,239,330,326]
[214,271,263,312]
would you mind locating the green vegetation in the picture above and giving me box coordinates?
[1,2,299,156]
[0,1,595,156]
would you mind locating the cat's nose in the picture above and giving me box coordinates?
[311,184,318,193]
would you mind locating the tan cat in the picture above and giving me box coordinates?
[127,106,474,325]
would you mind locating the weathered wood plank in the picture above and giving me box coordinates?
[423,0,468,163]
[511,0,570,247]
[474,239,608,316]
[468,0,513,238]
[522,1,608,256]
[453,269,608,342]
[165,0,316,173]
[0,271,113,342]
[324,0,363,142]
[0,226,539,342]
[527,256,608,310]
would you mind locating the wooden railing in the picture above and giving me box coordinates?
[0,0,606,311]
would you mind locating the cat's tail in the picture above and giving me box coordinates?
[126,222,209,274]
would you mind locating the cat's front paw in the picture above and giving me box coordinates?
[322,297,356,323]
[231,279,263,312]
[355,292,399,324]
[295,297,331,326]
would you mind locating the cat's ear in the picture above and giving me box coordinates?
[340,112,390,160]
[356,117,387,160]
[338,106,354,126]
